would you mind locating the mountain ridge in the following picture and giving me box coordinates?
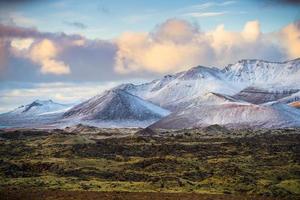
[62,88,170,127]
[1,58,300,129]
[117,58,300,110]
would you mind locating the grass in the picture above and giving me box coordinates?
[0,128,299,199]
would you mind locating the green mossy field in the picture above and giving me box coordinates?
[0,127,299,199]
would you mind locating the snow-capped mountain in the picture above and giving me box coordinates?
[150,93,300,129]
[63,89,170,127]
[0,100,74,128]
[233,87,299,104]
[116,66,239,110]
[9,100,72,115]
[116,58,300,129]
[1,58,299,129]
[223,58,300,89]
[117,59,300,111]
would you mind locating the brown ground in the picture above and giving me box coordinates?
[0,187,281,200]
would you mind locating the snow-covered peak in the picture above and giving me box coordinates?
[117,66,238,110]
[116,58,300,112]
[63,88,170,121]
[178,65,222,80]
[33,99,53,104]
[223,58,300,89]
[9,99,72,115]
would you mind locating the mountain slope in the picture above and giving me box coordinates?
[233,87,299,104]
[1,58,300,129]
[117,66,239,110]
[9,100,72,115]
[277,91,300,109]
[150,98,300,129]
[0,100,73,128]
[117,59,300,110]
[63,89,170,122]
[223,58,300,89]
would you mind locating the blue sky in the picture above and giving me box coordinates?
[1,0,299,39]
[0,0,299,112]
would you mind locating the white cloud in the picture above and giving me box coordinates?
[189,1,236,10]
[115,19,214,74]
[2,18,300,81]
[29,39,70,75]
[222,1,236,6]
[9,38,71,75]
[281,21,300,58]
[190,2,214,10]
[184,12,226,18]
[242,20,261,42]
[115,18,298,74]
[72,39,86,46]
[10,38,34,50]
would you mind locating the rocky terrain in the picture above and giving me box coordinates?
[0,126,299,199]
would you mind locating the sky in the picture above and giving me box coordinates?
[0,0,300,112]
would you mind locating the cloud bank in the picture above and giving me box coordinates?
[0,18,300,81]
[115,19,214,74]
[281,20,300,58]
[115,19,299,74]
[29,39,70,75]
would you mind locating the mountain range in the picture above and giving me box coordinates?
[0,100,73,128]
[1,58,300,129]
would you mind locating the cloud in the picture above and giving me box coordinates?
[206,21,285,66]
[115,18,291,74]
[1,18,300,81]
[0,24,72,76]
[0,39,8,71]
[10,38,33,50]
[190,2,214,10]
[1,27,72,75]
[115,19,214,74]
[0,23,129,83]
[222,1,236,5]
[0,24,119,79]
[184,12,227,18]
[182,1,236,18]
[152,19,199,43]
[189,1,236,10]
[281,20,300,58]
[29,39,70,75]
[63,21,87,29]
[0,23,42,38]
[242,21,261,42]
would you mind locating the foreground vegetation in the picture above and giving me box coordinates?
[0,126,299,199]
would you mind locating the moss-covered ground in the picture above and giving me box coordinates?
[0,128,299,199]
